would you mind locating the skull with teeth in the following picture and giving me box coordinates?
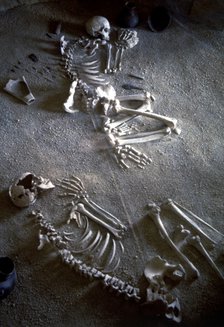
[86,16,111,41]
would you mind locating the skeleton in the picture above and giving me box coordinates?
[141,256,184,322]
[31,210,140,301]
[31,210,182,321]
[56,175,127,272]
[60,29,180,169]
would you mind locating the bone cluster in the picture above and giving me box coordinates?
[31,210,140,302]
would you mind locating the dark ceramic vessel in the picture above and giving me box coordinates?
[118,2,139,28]
[0,257,17,300]
[148,6,172,32]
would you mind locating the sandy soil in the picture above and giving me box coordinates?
[0,1,224,326]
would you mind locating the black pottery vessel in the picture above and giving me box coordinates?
[0,257,17,300]
[118,2,139,28]
[148,6,172,32]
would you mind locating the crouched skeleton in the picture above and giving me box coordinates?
[60,18,181,169]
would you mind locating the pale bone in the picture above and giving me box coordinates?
[105,43,112,73]
[188,235,224,280]
[113,29,139,72]
[113,127,171,146]
[83,197,126,230]
[142,287,182,323]
[147,203,200,280]
[165,297,182,323]
[33,211,140,301]
[162,199,217,247]
[4,76,35,105]
[115,145,152,169]
[172,200,224,238]
[63,79,78,113]
[74,203,124,239]
[103,92,154,131]
[58,175,126,233]
[144,256,185,290]
[72,230,101,254]
[85,16,110,40]
[97,232,110,260]
[9,172,55,208]
[172,224,191,249]
[115,106,180,133]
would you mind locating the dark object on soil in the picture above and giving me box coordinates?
[0,257,17,300]
[122,83,144,91]
[148,6,171,32]
[117,2,139,28]
[28,53,38,62]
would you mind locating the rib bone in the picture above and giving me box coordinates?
[147,202,200,280]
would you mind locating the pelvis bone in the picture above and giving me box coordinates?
[141,256,183,323]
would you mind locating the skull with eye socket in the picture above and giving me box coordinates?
[85,16,111,41]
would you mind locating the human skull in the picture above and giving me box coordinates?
[86,16,110,40]
[9,172,55,208]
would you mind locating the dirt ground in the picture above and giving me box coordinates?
[0,1,224,326]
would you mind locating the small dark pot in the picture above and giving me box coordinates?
[148,6,171,32]
[118,2,139,28]
[0,257,17,300]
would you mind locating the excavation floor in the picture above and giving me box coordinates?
[0,1,224,327]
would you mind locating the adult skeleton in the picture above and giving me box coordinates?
[61,22,181,168]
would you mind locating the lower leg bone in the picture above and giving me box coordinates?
[162,199,216,247]
[147,202,200,280]
[188,235,224,280]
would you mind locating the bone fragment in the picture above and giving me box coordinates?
[75,203,124,239]
[115,127,171,145]
[73,230,101,254]
[115,107,179,132]
[172,224,191,249]
[63,80,78,113]
[105,43,112,73]
[188,235,224,280]
[129,73,144,80]
[162,199,216,247]
[4,76,35,105]
[83,197,127,231]
[147,203,200,280]
[173,201,224,238]
[97,232,110,261]
[113,47,120,73]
